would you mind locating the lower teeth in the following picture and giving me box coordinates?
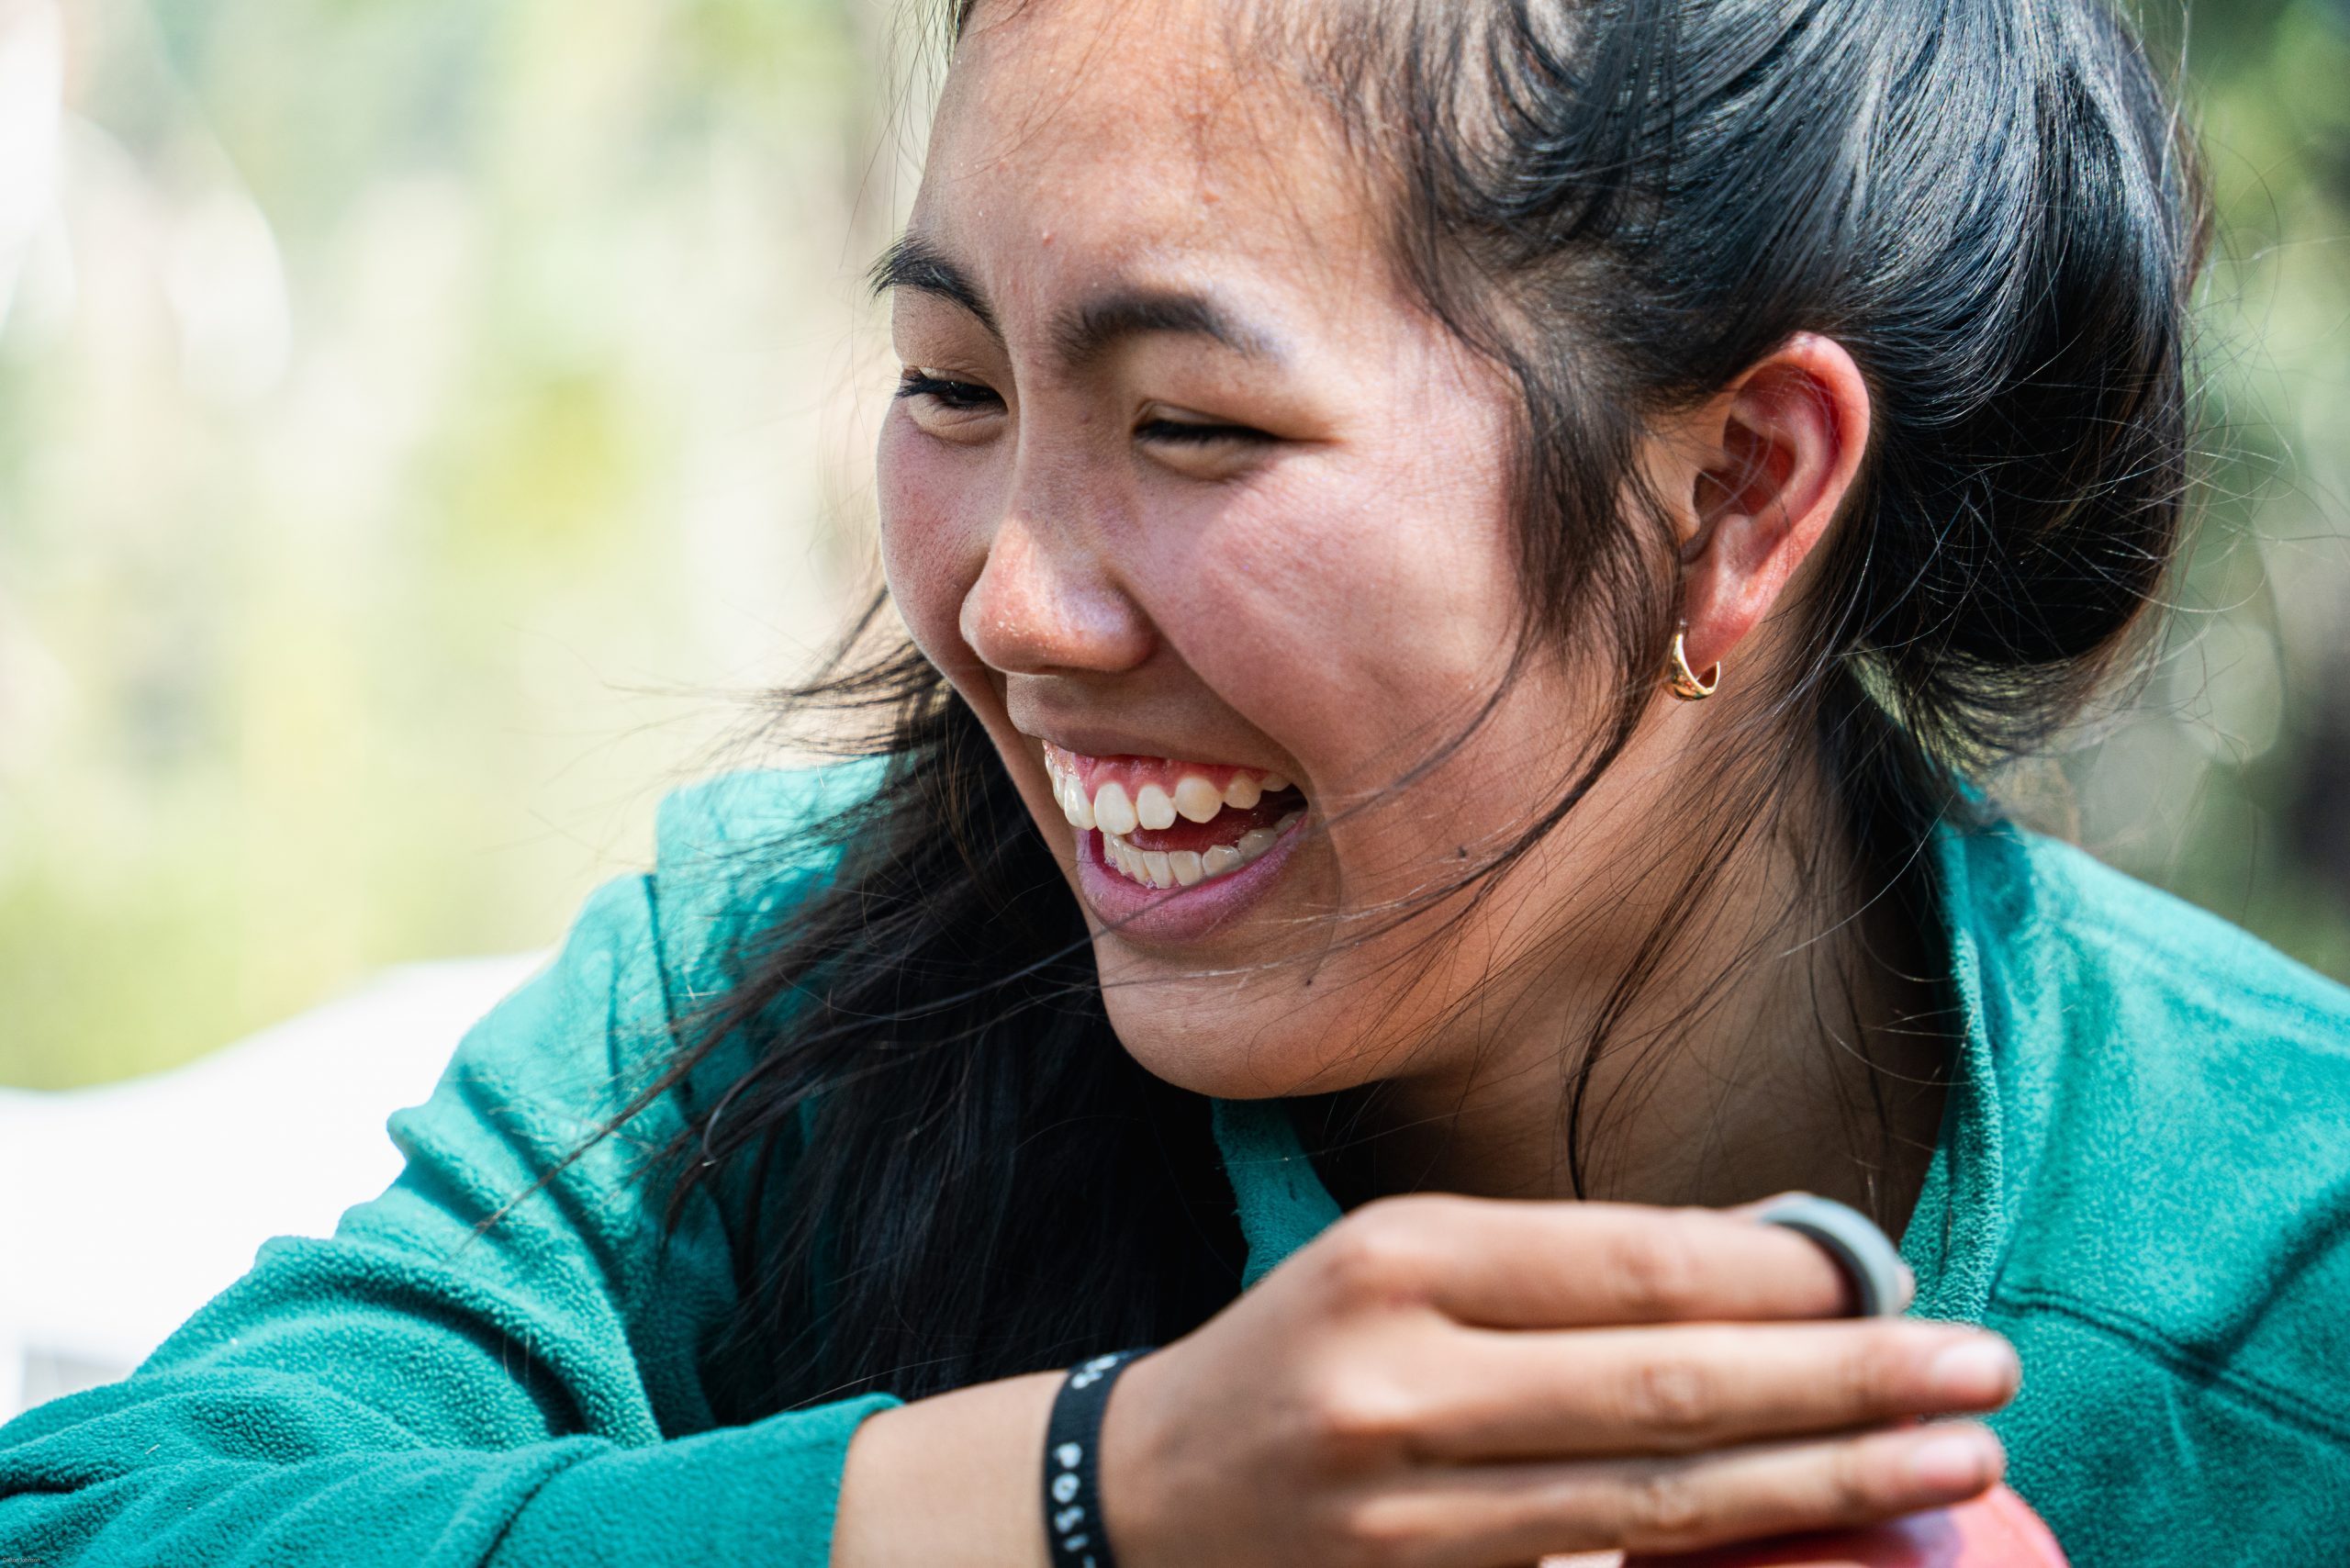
[1102,812,1304,890]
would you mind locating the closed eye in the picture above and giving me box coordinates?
[1136,417,1273,447]
[897,369,1002,410]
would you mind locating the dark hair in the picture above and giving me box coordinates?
[619,0,2210,1418]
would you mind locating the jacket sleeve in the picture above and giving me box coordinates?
[0,773,899,1568]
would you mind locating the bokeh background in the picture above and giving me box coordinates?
[3,0,2347,1092]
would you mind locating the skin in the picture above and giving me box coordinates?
[834,2,2009,1564]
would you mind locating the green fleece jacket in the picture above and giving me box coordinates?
[2,765,2346,1567]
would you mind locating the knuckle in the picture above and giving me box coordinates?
[1325,1496,1424,1568]
[1295,1373,1417,1462]
[1620,1468,1707,1545]
[1315,1204,1437,1308]
[1625,1357,1718,1443]
[1839,1332,1906,1413]
[1605,1222,1707,1320]
[1823,1439,1888,1524]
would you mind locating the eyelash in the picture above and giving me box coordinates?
[895,370,1270,447]
[1136,417,1269,447]
[896,370,999,410]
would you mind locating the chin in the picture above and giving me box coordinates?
[1094,962,1382,1103]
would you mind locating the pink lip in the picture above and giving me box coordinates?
[1072,812,1310,944]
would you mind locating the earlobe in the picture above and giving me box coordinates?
[1673,333,1872,680]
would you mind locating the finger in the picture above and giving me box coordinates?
[1354,1421,2005,1568]
[1745,1193,1914,1318]
[1405,1320,2020,1462]
[1326,1195,1851,1327]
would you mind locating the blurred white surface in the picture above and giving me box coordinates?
[0,953,543,1419]
[0,0,62,331]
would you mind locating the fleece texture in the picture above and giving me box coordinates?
[3,767,2346,1567]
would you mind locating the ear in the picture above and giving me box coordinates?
[1673,332,1872,679]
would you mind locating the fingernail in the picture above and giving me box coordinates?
[1928,1338,2020,1403]
[1906,1428,1998,1493]
[1896,1262,1917,1311]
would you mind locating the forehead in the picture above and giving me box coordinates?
[913,0,1386,314]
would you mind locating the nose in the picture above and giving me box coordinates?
[958,514,1155,678]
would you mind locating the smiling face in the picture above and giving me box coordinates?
[876,0,1666,1105]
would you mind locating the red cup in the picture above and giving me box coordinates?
[1619,1485,2067,1566]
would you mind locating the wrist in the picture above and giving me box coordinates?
[1091,1347,1173,1568]
[832,1371,1062,1568]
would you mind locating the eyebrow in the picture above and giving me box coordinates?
[869,232,1282,369]
[1057,289,1281,369]
[869,234,1001,340]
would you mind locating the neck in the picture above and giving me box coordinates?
[1303,781,1955,1237]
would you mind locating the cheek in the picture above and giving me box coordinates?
[1149,450,1525,790]
[877,415,991,676]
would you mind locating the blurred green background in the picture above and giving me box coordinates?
[1,0,2345,1089]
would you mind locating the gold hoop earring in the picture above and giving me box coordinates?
[1667,628,1720,700]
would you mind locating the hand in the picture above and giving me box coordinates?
[1101,1194,2017,1567]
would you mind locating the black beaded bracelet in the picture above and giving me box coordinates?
[1041,1348,1151,1568]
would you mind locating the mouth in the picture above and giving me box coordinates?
[1041,741,1306,892]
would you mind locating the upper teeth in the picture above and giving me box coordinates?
[1041,752,1292,836]
[1173,776,1223,823]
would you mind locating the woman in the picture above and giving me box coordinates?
[4,0,2344,1564]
